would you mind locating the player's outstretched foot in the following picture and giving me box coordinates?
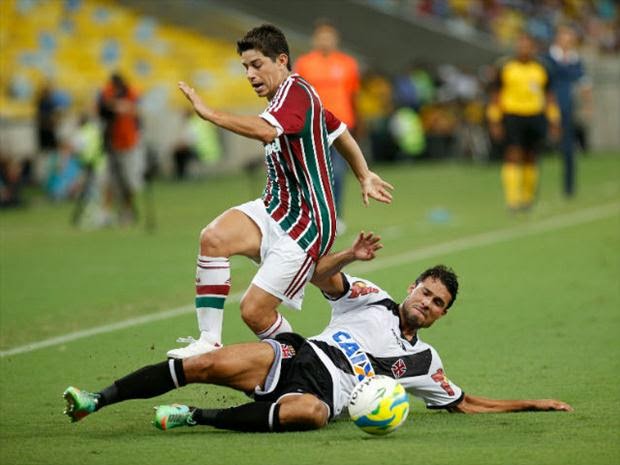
[153,404,197,431]
[63,386,98,423]
[166,336,222,359]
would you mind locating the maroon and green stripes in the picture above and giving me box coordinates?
[261,75,337,260]
[195,284,230,310]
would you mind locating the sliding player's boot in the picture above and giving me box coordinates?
[63,386,98,422]
[153,404,197,431]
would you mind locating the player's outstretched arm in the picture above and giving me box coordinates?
[311,231,382,295]
[333,130,393,206]
[449,394,573,414]
[178,81,277,144]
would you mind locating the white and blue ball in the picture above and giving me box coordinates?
[348,375,410,435]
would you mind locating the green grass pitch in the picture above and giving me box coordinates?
[1,152,619,465]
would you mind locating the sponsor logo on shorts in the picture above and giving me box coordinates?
[331,331,375,382]
[348,281,380,299]
[280,344,295,359]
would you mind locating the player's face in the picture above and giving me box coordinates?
[401,278,452,329]
[516,34,536,61]
[241,49,289,100]
[313,26,339,53]
[557,28,577,49]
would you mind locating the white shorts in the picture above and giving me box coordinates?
[234,199,315,310]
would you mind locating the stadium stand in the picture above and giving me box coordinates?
[0,0,257,119]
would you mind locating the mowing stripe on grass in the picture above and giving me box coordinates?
[349,202,620,274]
[1,202,618,358]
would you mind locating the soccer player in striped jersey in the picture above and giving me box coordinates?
[167,24,393,359]
[64,233,572,431]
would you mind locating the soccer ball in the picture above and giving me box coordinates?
[348,375,410,435]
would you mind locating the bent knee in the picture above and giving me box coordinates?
[279,396,329,430]
[199,225,228,256]
[239,296,277,333]
[302,399,329,429]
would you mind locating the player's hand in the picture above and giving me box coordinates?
[360,171,393,206]
[533,399,573,412]
[488,122,504,141]
[351,231,382,261]
[178,81,212,120]
[549,123,561,143]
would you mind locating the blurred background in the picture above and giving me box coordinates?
[0,0,618,215]
[1,4,619,463]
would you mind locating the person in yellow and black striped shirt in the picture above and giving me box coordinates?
[487,32,560,211]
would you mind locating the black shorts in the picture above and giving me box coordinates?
[255,333,335,418]
[502,113,546,151]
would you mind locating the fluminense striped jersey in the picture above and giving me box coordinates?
[259,73,347,260]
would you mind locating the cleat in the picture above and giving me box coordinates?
[153,404,196,431]
[166,336,222,359]
[63,386,98,423]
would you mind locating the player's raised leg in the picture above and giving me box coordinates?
[167,209,262,359]
[240,284,292,340]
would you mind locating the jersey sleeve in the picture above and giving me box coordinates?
[324,108,347,145]
[260,82,309,137]
[324,274,392,315]
[400,347,463,410]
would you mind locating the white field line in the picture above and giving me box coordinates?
[1,202,618,358]
[349,202,619,274]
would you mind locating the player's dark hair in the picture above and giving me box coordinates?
[313,18,336,31]
[415,265,459,310]
[237,24,291,71]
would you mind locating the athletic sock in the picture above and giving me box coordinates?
[191,402,282,432]
[96,359,186,409]
[522,163,539,207]
[255,312,293,340]
[501,162,523,210]
[195,256,230,344]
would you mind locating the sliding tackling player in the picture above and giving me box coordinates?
[64,233,572,432]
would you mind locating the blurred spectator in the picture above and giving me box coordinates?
[98,72,144,225]
[458,97,490,162]
[544,24,593,198]
[70,112,106,227]
[0,155,24,208]
[393,62,420,111]
[389,106,426,160]
[378,0,618,54]
[173,110,222,180]
[357,71,397,162]
[410,61,437,107]
[36,82,60,153]
[295,19,361,233]
[45,140,82,201]
[420,99,459,159]
[486,32,560,212]
[392,60,437,110]
[35,82,61,182]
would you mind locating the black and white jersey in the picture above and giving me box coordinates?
[308,274,463,416]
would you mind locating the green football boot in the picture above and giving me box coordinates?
[63,386,98,422]
[153,404,197,431]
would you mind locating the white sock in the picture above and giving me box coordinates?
[195,255,230,344]
[255,313,293,340]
